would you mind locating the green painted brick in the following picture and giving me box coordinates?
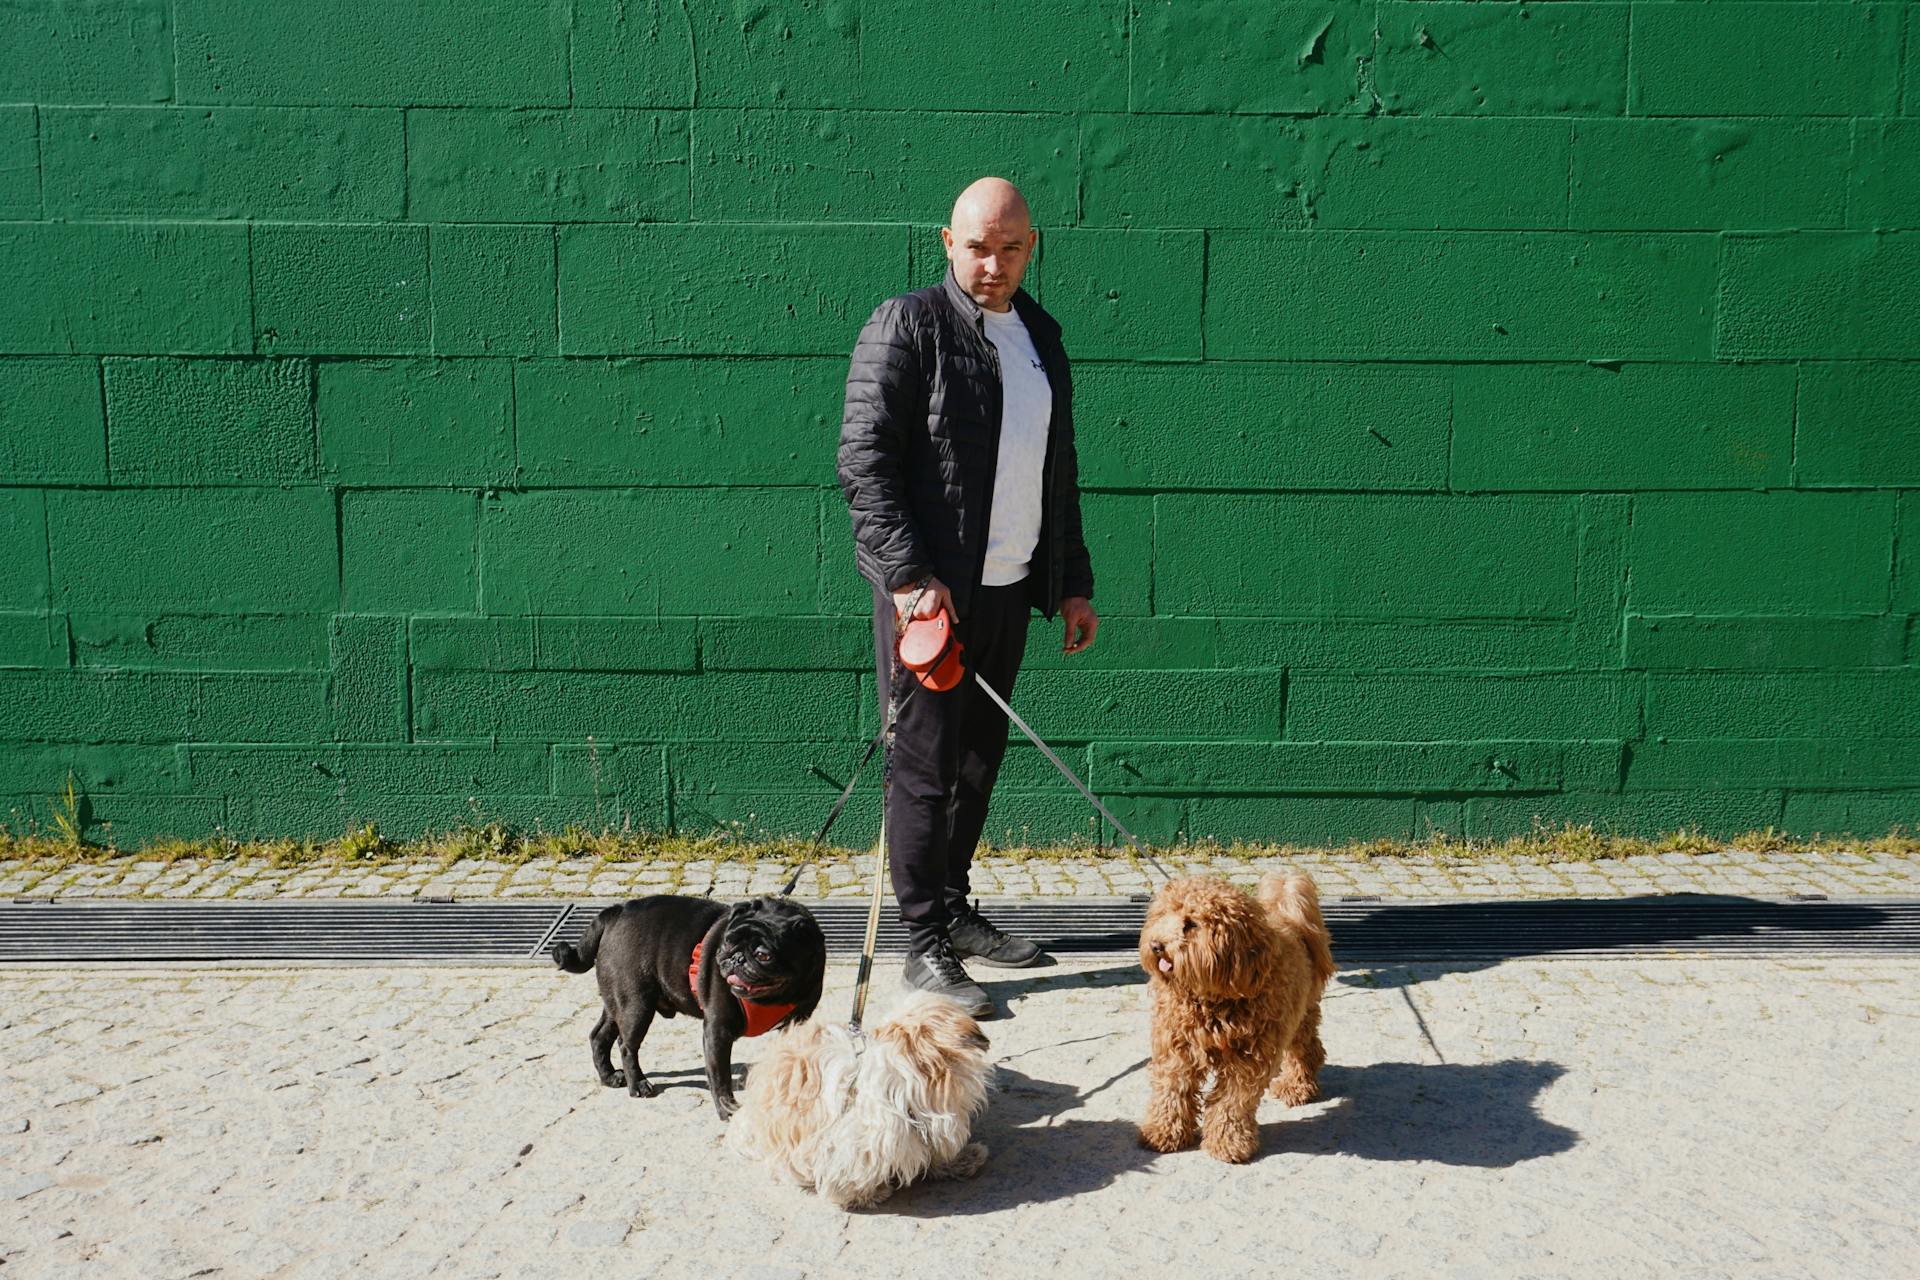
[1625,615,1906,672]
[0,669,331,744]
[429,225,556,358]
[409,617,534,672]
[1037,228,1202,361]
[0,489,46,609]
[692,110,1077,224]
[248,237,419,364]
[515,358,842,486]
[1452,364,1794,492]
[0,744,186,794]
[328,615,407,742]
[1285,673,1639,741]
[0,612,65,670]
[689,0,1125,110]
[1630,3,1901,117]
[534,617,698,673]
[0,107,36,219]
[569,0,694,108]
[1155,495,1577,619]
[174,0,569,106]
[1094,741,1567,796]
[1020,617,1220,672]
[817,505,874,617]
[1465,791,1783,841]
[1571,495,1630,669]
[1188,797,1422,845]
[1373,3,1630,116]
[1082,493,1150,617]
[1083,115,1571,232]
[105,358,315,484]
[1213,618,1577,673]
[414,671,857,742]
[1899,494,1920,610]
[1718,232,1920,359]
[187,744,549,798]
[1132,0,1377,114]
[1629,492,1892,614]
[1797,364,1920,486]
[252,224,429,356]
[318,360,512,486]
[43,794,228,847]
[1645,673,1920,740]
[559,224,907,356]
[1782,789,1920,836]
[0,0,170,103]
[552,742,664,803]
[670,741,892,799]
[1076,364,1450,491]
[1000,669,1283,741]
[701,617,869,671]
[1572,120,1848,232]
[482,489,818,616]
[225,792,612,841]
[0,359,106,483]
[1206,232,1717,361]
[42,107,403,220]
[48,488,334,613]
[342,491,478,614]
[1628,739,1920,790]
[408,110,688,222]
[1852,120,1920,229]
[71,613,328,671]
[0,223,250,355]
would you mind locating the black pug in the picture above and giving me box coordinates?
[551,894,827,1119]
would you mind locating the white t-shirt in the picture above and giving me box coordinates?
[979,305,1052,587]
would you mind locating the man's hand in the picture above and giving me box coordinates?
[892,575,955,625]
[1060,596,1098,654]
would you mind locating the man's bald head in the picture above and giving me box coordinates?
[942,176,1037,313]
[949,177,1031,233]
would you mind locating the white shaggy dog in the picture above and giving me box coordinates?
[727,990,993,1208]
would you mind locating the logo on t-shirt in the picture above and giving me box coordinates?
[1028,357,1044,371]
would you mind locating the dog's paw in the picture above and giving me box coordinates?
[1201,1121,1259,1164]
[1268,1075,1320,1107]
[933,1142,990,1181]
[603,1071,626,1089]
[713,1095,739,1121]
[628,1077,660,1099]
[1137,1120,1197,1153]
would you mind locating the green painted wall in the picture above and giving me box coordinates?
[1,0,1916,848]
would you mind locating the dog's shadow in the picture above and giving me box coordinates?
[1265,1059,1576,1167]
[890,1063,1157,1217]
[891,1054,1574,1213]
[974,962,1145,1017]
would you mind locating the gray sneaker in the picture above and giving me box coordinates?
[900,941,994,1020]
[948,899,1047,968]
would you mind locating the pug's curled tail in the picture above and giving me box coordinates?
[550,907,611,973]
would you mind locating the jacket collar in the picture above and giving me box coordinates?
[941,267,1058,340]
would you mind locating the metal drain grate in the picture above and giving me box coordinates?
[3,894,1915,963]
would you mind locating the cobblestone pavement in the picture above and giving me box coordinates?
[7,846,1920,902]
[3,954,1916,1278]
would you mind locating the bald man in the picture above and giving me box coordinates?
[837,177,1098,1018]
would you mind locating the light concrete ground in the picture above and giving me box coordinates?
[7,846,1920,902]
[3,952,1916,1278]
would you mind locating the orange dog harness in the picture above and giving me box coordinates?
[688,941,798,1038]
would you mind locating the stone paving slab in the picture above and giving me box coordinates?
[6,847,1920,903]
[2,955,1917,1277]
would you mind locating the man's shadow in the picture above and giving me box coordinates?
[1331,892,1892,989]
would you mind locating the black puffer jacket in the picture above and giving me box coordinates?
[837,269,1094,620]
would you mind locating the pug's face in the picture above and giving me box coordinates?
[714,897,828,1002]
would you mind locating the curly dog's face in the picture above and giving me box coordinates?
[1139,878,1270,1000]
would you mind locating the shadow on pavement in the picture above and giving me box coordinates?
[1333,893,1892,989]
[1270,1059,1576,1168]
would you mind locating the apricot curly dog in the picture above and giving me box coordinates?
[1137,873,1336,1163]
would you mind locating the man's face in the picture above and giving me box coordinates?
[941,213,1036,313]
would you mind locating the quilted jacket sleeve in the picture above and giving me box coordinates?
[837,296,932,593]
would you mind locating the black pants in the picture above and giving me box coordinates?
[872,580,1032,954]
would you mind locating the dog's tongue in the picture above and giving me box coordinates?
[1157,958,1173,973]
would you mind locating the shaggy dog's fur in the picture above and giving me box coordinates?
[1137,873,1336,1163]
[727,991,993,1208]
